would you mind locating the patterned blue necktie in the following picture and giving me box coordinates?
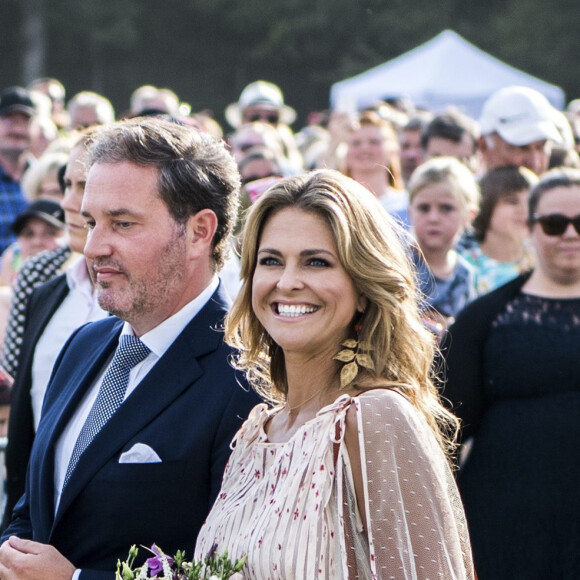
[63,334,150,487]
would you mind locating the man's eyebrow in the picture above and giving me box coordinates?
[80,208,144,219]
[106,208,143,217]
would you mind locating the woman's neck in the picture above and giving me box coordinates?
[282,350,346,411]
[480,230,526,262]
[265,356,343,443]
[522,268,580,298]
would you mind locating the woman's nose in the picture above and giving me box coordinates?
[276,265,303,291]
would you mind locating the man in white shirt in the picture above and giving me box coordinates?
[0,117,260,579]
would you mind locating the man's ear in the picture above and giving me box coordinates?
[187,209,218,255]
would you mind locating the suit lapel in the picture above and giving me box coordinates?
[34,321,122,537]
[7,276,70,469]
[26,276,70,353]
[52,287,230,529]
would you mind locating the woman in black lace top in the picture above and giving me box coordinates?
[441,168,580,580]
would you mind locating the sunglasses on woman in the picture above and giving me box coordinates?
[531,213,580,236]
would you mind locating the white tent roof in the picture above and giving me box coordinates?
[330,30,565,118]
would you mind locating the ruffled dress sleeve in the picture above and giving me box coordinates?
[337,390,474,579]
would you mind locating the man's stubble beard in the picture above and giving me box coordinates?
[96,224,188,325]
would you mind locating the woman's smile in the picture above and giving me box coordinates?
[274,303,320,317]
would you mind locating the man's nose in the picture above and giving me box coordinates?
[524,150,546,175]
[83,224,111,258]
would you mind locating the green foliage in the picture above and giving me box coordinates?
[115,544,247,579]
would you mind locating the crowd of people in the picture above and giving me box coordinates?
[0,75,575,579]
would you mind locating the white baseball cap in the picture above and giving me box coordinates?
[479,86,562,145]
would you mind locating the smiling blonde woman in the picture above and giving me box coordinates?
[195,169,474,579]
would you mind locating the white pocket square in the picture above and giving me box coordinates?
[119,443,162,464]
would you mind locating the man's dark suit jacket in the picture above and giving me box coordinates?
[2,284,261,580]
[2,273,70,530]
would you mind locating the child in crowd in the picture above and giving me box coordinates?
[408,156,479,329]
[461,165,538,295]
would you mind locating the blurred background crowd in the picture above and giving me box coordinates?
[1,74,578,321]
[0,45,579,576]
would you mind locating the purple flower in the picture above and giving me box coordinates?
[146,543,174,576]
[206,542,218,560]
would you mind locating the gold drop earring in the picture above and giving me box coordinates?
[333,317,374,389]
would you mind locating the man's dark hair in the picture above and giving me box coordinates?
[88,117,241,269]
[421,111,479,152]
[402,115,431,134]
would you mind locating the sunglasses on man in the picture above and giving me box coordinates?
[244,112,280,124]
[531,213,580,236]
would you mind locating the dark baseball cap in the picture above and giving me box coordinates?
[11,199,65,235]
[0,86,37,118]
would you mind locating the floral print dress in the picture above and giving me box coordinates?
[195,389,473,579]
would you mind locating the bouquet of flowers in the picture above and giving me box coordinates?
[116,543,246,580]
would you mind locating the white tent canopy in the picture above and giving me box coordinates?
[330,30,565,118]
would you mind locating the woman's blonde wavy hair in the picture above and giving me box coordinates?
[226,169,459,456]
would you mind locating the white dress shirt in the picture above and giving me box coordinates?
[30,256,108,430]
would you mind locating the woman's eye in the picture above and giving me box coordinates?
[258,256,280,266]
[308,258,330,267]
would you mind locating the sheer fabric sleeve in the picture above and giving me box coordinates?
[352,390,474,579]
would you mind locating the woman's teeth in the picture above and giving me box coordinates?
[277,304,318,317]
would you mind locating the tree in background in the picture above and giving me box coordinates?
[0,0,578,128]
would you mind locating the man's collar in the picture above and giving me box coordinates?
[122,276,220,357]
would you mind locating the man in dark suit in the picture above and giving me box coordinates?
[0,117,260,579]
